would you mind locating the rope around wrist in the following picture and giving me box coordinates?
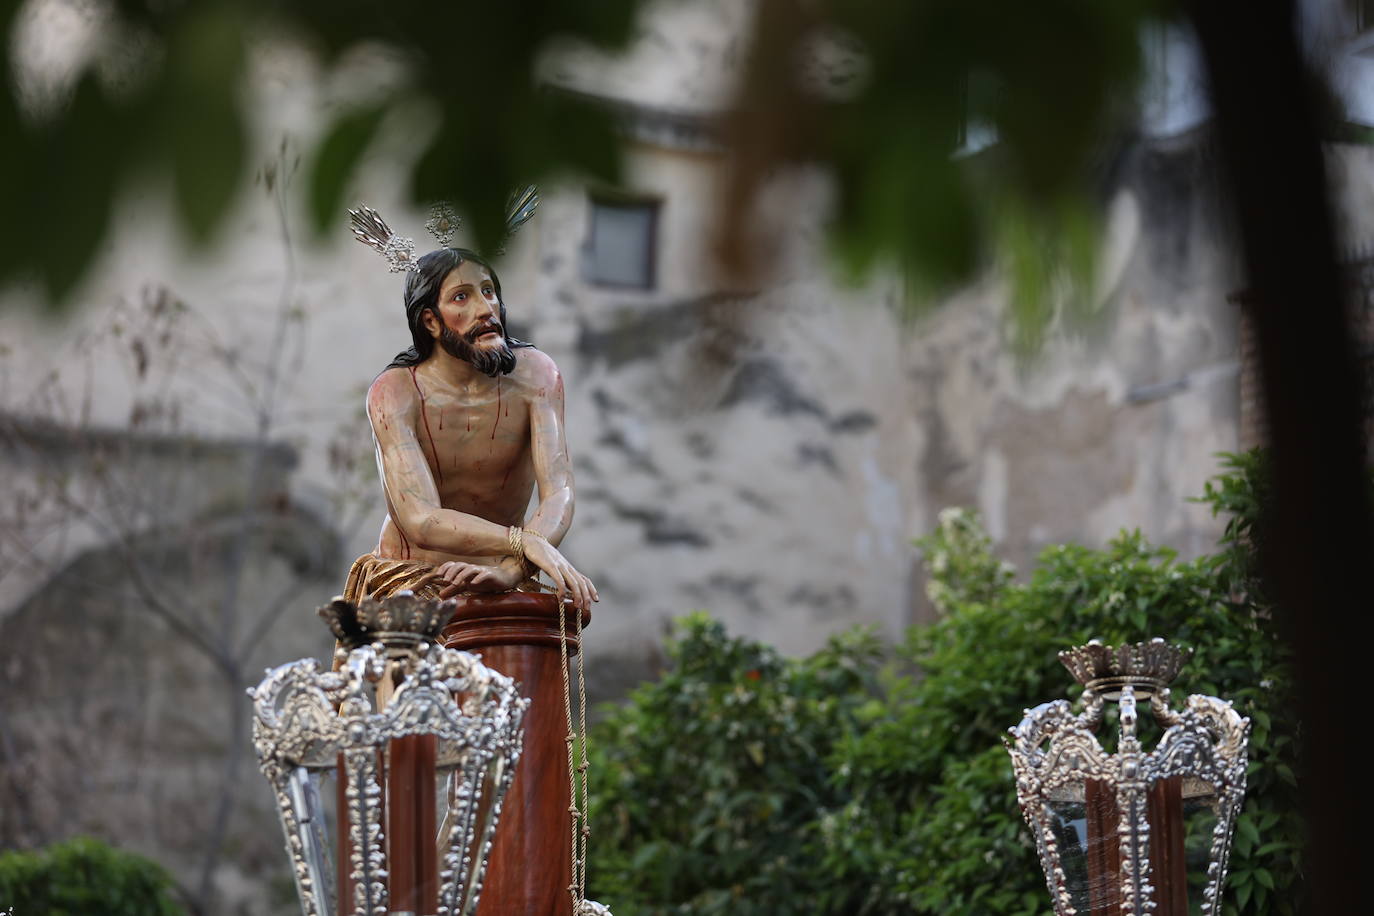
[509,526,548,578]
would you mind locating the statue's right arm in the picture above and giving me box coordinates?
[367,370,511,556]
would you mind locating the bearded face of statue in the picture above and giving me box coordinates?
[390,247,529,373]
[427,259,517,377]
[436,316,517,377]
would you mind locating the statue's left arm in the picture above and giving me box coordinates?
[522,352,598,609]
[525,354,574,545]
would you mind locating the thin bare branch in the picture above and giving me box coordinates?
[234,574,314,663]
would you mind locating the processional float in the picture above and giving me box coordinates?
[249,188,611,915]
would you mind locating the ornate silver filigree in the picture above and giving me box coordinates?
[318,593,454,654]
[348,206,418,273]
[350,188,541,273]
[250,639,527,916]
[1006,640,1250,916]
[505,185,540,238]
[1059,636,1191,696]
[426,203,462,247]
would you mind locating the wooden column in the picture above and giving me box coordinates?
[1084,778,1122,915]
[442,592,590,916]
[388,734,438,915]
[334,714,436,916]
[1083,776,1188,916]
[1146,776,1187,916]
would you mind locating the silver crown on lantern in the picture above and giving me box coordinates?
[318,591,454,655]
[1058,636,1192,697]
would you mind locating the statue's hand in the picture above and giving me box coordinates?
[522,536,599,611]
[433,560,523,598]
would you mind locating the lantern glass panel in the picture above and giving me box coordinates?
[1183,781,1220,914]
[1044,798,1092,912]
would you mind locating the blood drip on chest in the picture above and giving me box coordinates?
[409,367,444,485]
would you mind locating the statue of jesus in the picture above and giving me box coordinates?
[343,245,598,613]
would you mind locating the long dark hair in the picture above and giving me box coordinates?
[386,247,533,370]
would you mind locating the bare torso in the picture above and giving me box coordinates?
[373,360,542,566]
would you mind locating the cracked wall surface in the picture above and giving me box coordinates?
[513,125,1253,662]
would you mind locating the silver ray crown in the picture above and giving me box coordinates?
[348,188,542,272]
[348,205,420,272]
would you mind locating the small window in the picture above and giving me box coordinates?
[583,196,659,289]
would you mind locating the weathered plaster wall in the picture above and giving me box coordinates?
[1,523,337,916]
[516,127,1250,648]
[900,134,1243,620]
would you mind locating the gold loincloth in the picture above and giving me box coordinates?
[343,554,449,604]
[333,554,547,669]
[342,553,548,605]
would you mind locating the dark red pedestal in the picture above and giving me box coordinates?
[443,592,591,916]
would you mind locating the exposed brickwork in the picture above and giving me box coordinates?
[1234,301,1267,450]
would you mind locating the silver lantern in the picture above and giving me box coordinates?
[1006,638,1250,916]
[249,594,527,916]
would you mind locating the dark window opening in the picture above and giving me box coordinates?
[583,195,659,289]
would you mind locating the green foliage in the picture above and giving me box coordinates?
[0,0,649,305]
[3,0,1167,326]
[730,0,1165,344]
[1195,449,1270,593]
[309,102,389,231]
[0,836,185,915]
[588,614,887,916]
[588,450,1301,915]
[915,506,1015,611]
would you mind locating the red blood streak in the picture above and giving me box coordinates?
[409,368,444,486]
[397,524,412,559]
[490,379,502,439]
[501,464,513,489]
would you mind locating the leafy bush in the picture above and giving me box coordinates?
[0,836,185,915]
[588,616,887,916]
[588,451,1301,915]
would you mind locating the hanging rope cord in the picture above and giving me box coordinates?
[558,599,591,913]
